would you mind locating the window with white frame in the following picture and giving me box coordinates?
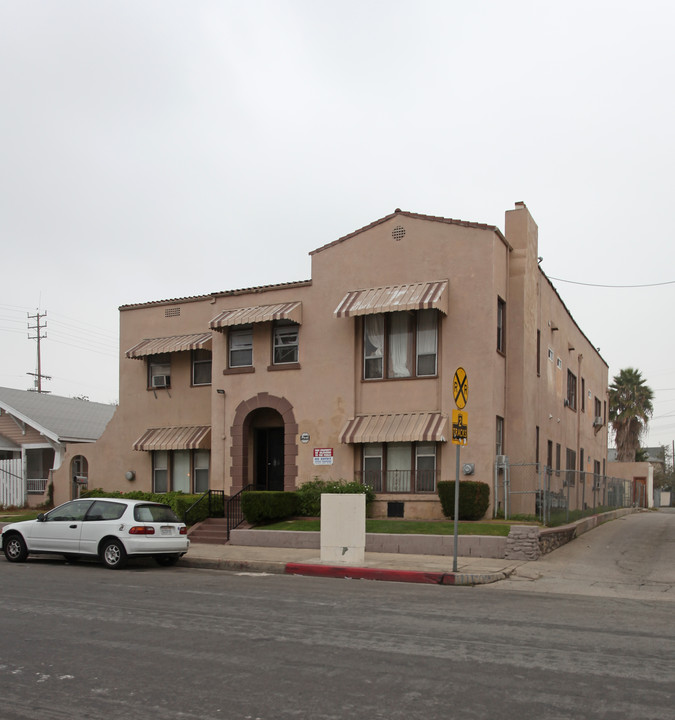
[361,442,437,493]
[152,450,210,493]
[153,450,169,493]
[229,326,253,368]
[148,354,171,389]
[194,450,210,493]
[192,349,212,385]
[273,321,299,364]
[363,310,438,380]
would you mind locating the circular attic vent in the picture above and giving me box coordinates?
[392,225,406,241]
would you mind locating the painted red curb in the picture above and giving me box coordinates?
[285,562,447,584]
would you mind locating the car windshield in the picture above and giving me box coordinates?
[134,504,180,523]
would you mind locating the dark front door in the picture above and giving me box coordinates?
[255,427,284,491]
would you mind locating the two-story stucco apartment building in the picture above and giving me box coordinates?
[52,203,609,519]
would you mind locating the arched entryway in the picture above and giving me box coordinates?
[230,393,298,494]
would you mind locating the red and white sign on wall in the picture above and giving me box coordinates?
[313,448,334,465]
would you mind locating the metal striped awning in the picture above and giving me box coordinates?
[334,280,448,317]
[339,413,448,444]
[125,333,212,359]
[132,426,211,451]
[210,301,302,330]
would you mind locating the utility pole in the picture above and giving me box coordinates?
[27,310,51,393]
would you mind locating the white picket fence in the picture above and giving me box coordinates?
[0,458,24,508]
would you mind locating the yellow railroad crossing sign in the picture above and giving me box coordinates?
[452,410,468,445]
[453,367,468,409]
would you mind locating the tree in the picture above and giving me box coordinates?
[608,367,654,462]
[653,444,673,490]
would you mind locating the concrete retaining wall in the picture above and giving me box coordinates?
[230,528,507,558]
[505,507,638,560]
[230,508,638,560]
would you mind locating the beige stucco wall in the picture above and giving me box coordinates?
[53,204,609,519]
[607,461,654,508]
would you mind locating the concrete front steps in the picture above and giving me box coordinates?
[188,517,228,545]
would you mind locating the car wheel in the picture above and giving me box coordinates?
[3,533,28,563]
[154,554,180,567]
[101,539,127,569]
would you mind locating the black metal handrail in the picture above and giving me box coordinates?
[226,484,254,540]
[184,489,226,525]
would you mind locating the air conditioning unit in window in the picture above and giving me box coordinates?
[152,375,169,388]
[593,416,603,427]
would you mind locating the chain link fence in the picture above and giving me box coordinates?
[494,459,642,526]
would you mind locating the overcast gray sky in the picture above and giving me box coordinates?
[2,0,674,450]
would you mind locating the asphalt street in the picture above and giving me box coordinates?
[1,510,674,720]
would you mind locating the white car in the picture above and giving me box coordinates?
[1,498,189,569]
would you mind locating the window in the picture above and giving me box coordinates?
[581,378,586,412]
[152,450,210,494]
[416,310,438,376]
[496,417,504,456]
[566,448,576,487]
[535,426,540,464]
[361,442,438,493]
[363,444,383,491]
[567,370,577,410]
[547,440,553,471]
[415,443,437,492]
[548,348,554,362]
[229,326,253,368]
[48,500,92,522]
[273,321,299,364]
[148,354,171,389]
[85,500,126,521]
[192,349,212,386]
[537,330,541,375]
[194,450,210,494]
[364,310,438,380]
[497,298,506,353]
[555,443,561,476]
[594,396,602,421]
[580,448,585,483]
[153,451,169,493]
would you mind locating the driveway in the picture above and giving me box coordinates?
[486,508,675,600]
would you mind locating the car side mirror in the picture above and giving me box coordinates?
[36,513,45,522]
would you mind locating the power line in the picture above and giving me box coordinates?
[547,276,675,289]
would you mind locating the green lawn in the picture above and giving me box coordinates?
[0,510,42,523]
[255,518,522,536]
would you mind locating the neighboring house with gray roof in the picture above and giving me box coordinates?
[0,387,116,508]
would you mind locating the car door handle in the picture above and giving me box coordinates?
[70,524,78,529]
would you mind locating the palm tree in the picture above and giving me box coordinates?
[609,368,654,462]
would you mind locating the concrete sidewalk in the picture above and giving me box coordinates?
[182,542,527,586]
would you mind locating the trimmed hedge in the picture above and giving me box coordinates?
[241,491,300,525]
[80,488,205,523]
[437,480,490,521]
[295,479,375,517]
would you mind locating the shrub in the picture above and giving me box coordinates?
[295,478,375,517]
[80,488,203,522]
[241,491,299,525]
[437,481,490,521]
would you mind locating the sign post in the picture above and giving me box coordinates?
[452,368,468,572]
